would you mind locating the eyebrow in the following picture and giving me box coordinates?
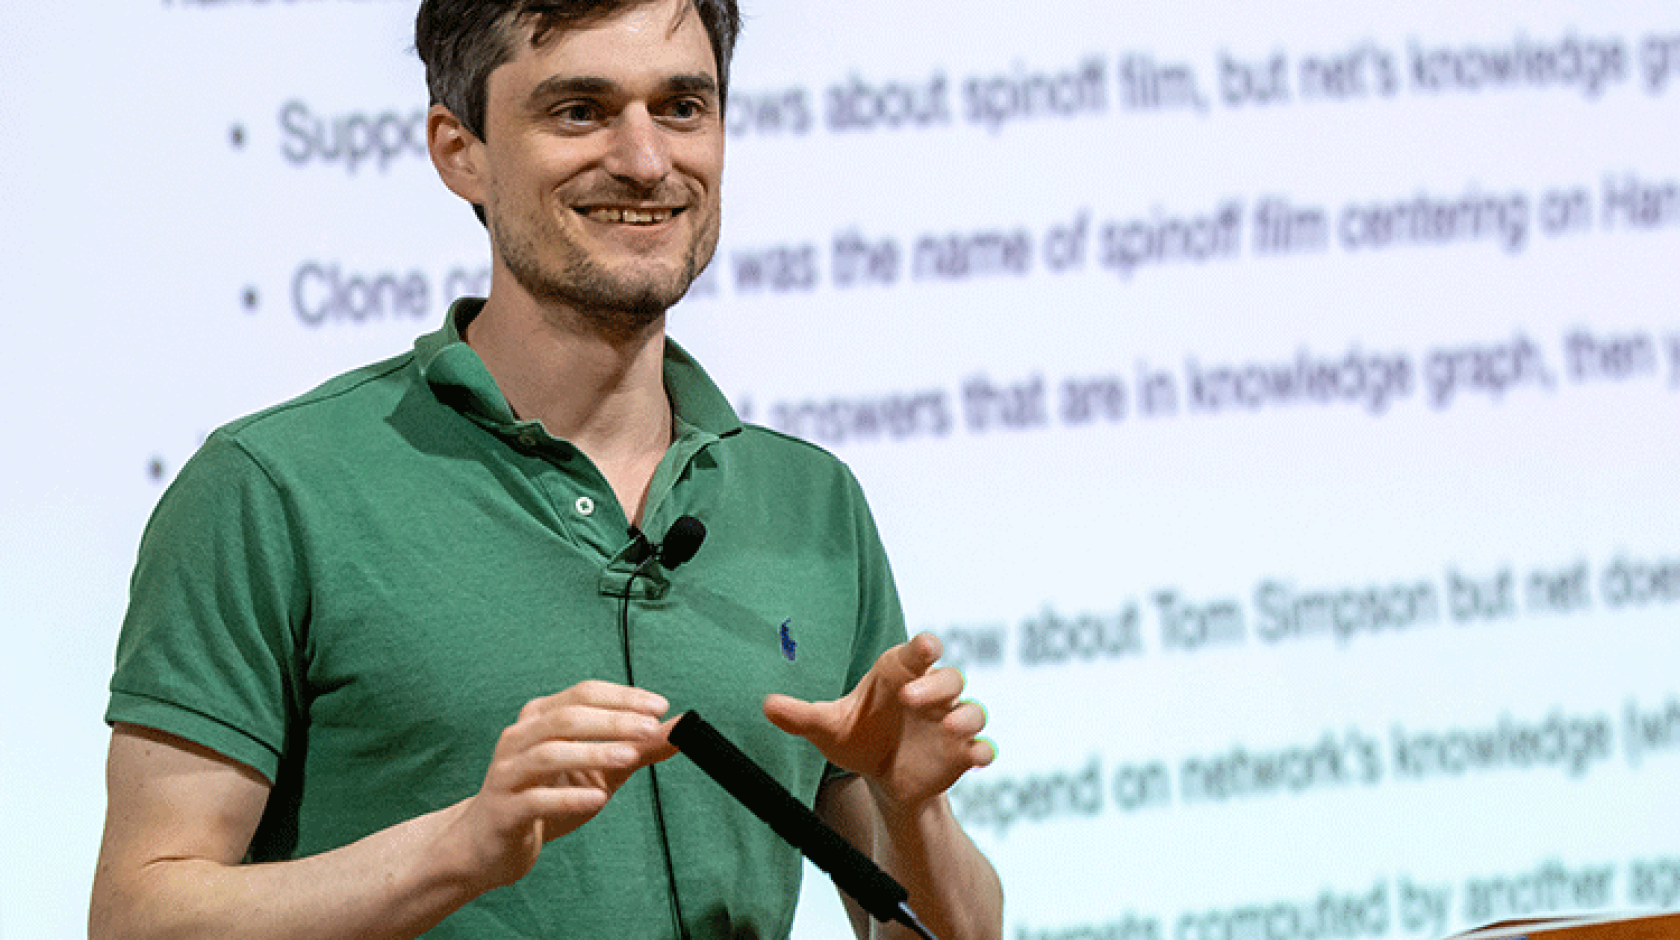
[525,72,719,109]
[664,73,719,98]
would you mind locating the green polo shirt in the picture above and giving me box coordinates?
[108,299,906,939]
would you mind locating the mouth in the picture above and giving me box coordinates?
[580,206,682,225]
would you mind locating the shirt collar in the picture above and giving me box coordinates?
[415,297,744,440]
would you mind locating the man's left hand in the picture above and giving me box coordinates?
[763,632,995,808]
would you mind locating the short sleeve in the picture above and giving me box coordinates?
[106,431,307,784]
[824,467,909,783]
[844,468,908,689]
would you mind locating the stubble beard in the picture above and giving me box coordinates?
[492,204,720,340]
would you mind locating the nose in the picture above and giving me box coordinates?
[603,106,672,190]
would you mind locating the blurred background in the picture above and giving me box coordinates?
[4,2,1679,937]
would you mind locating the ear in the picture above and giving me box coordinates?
[428,103,488,208]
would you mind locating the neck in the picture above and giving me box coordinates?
[466,286,674,522]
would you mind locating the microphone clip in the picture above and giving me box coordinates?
[625,525,658,567]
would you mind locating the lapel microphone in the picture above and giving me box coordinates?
[628,515,707,571]
[657,515,706,569]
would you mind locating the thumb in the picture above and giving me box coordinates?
[644,715,681,763]
[763,693,834,738]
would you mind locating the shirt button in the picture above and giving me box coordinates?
[574,496,595,517]
[517,431,539,448]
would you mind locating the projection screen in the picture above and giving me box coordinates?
[4,2,1679,938]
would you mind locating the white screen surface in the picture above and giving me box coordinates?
[5,3,1680,938]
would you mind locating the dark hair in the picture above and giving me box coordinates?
[415,0,743,141]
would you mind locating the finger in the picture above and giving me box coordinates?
[498,706,666,763]
[470,778,614,836]
[942,699,989,737]
[762,693,836,738]
[496,739,643,790]
[505,709,662,756]
[510,684,668,744]
[893,632,943,677]
[524,785,612,821]
[504,680,669,753]
[968,737,998,768]
[902,665,966,708]
[541,680,670,718]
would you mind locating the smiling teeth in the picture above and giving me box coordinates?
[588,208,673,224]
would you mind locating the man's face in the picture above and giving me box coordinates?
[476,0,724,331]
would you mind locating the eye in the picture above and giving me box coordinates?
[551,101,603,126]
[662,96,711,124]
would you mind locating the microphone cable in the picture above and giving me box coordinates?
[618,518,704,940]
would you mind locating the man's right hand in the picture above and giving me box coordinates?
[438,680,679,891]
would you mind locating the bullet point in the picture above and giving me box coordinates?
[230,125,246,148]
[147,457,167,482]
[242,287,259,311]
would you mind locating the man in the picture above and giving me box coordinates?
[90,1,1002,938]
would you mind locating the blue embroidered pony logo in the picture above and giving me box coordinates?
[779,619,797,661]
